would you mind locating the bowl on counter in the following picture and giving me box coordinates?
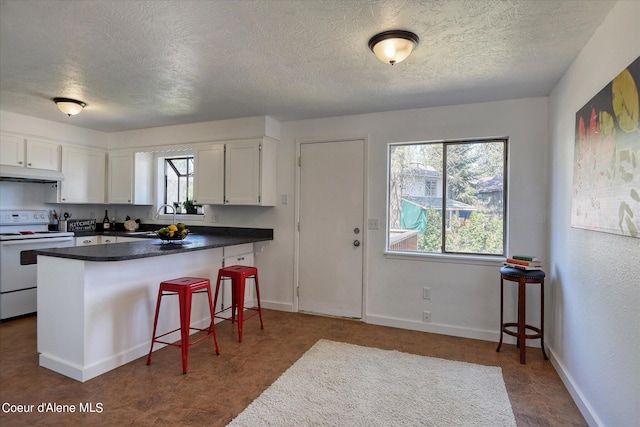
[155,228,189,243]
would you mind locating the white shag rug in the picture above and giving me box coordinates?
[228,339,516,426]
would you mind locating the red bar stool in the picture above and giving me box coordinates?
[146,277,220,374]
[496,266,548,364]
[213,265,264,342]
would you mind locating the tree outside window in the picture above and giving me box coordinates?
[388,139,507,256]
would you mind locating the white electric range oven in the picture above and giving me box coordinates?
[0,210,75,320]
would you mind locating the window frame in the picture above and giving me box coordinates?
[386,137,508,260]
[163,156,194,213]
[154,150,204,220]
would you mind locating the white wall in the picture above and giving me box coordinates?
[0,110,109,148]
[282,97,549,340]
[548,1,640,426]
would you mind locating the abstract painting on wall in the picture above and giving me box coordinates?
[572,56,640,238]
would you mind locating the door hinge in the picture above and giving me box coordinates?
[296,286,299,297]
[258,195,261,203]
[298,156,301,167]
[259,143,262,151]
[297,222,300,231]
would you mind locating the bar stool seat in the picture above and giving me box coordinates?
[214,265,264,342]
[496,266,548,364]
[146,277,219,374]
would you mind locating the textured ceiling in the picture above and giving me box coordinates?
[0,0,616,133]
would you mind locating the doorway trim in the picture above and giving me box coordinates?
[294,136,369,320]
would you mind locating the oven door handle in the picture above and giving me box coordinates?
[0,237,75,246]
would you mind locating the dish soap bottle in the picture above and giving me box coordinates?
[103,210,110,230]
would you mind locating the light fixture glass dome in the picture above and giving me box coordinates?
[53,98,86,116]
[368,30,419,65]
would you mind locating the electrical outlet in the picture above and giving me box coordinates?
[423,311,431,322]
[423,287,431,300]
[367,218,379,230]
[211,214,219,223]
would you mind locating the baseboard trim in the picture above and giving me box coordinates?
[261,300,293,312]
[366,314,499,343]
[548,346,602,427]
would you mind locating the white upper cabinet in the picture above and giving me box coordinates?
[26,138,60,170]
[193,143,225,205]
[193,138,277,206]
[107,150,153,204]
[59,145,106,203]
[0,133,25,166]
[108,149,133,204]
[225,140,261,205]
[0,133,60,171]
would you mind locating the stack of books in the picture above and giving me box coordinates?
[504,255,543,270]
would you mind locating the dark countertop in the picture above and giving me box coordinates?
[36,227,273,262]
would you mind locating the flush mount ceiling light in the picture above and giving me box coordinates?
[368,30,419,65]
[53,97,86,116]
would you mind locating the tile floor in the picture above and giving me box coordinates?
[0,310,586,426]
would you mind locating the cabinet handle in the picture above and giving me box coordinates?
[238,257,245,261]
[83,240,92,244]
[28,163,32,166]
[18,161,23,164]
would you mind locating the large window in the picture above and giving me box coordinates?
[388,138,507,256]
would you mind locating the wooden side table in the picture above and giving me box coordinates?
[496,266,548,364]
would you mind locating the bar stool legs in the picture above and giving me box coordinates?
[497,267,548,364]
[214,265,264,342]
[146,277,220,374]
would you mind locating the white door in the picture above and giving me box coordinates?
[298,139,364,318]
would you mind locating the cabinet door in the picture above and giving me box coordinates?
[26,138,60,170]
[225,140,260,205]
[76,236,99,246]
[0,133,25,167]
[222,249,255,309]
[193,143,225,205]
[60,146,106,203]
[134,152,154,205]
[108,150,133,204]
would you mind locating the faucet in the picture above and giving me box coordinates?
[156,203,176,225]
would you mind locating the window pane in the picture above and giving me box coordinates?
[389,143,443,253]
[444,142,504,255]
[165,162,179,210]
[388,139,506,256]
[163,156,195,214]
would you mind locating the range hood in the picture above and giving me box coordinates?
[0,165,64,183]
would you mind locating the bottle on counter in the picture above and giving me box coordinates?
[103,210,110,230]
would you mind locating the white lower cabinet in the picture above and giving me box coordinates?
[220,244,255,310]
[75,235,143,246]
[100,236,117,244]
[76,236,100,246]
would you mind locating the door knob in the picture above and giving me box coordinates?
[353,240,360,247]
[354,227,360,234]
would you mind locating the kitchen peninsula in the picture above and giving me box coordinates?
[35,227,272,382]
